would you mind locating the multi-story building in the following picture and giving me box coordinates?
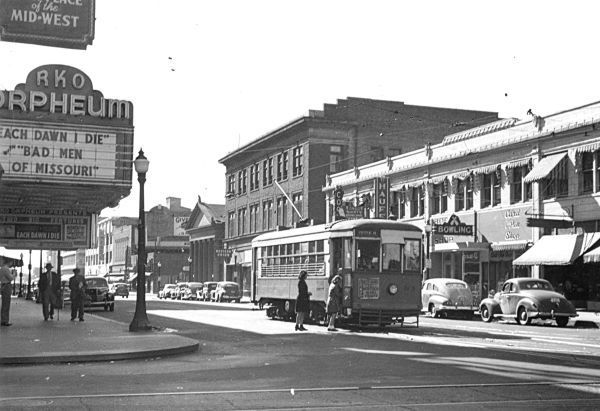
[219,97,499,290]
[184,197,226,284]
[326,101,600,310]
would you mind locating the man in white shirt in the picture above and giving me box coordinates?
[0,257,15,326]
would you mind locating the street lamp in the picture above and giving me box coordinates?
[130,149,152,332]
[423,223,432,281]
[26,250,32,300]
[187,256,192,281]
[157,261,161,293]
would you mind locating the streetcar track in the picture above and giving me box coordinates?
[2,380,600,403]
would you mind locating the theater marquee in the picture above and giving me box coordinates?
[0,0,95,49]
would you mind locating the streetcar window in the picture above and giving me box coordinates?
[357,240,380,271]
[382,243,402,271]
[403,239,421,272]
[332,238,352,271]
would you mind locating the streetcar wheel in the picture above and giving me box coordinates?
[517,306,531,325]
[480,305,493,322]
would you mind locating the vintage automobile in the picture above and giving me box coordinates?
[83,276,115,311]
[158,284,177,299]
[111,283,129,298]
[211,281,242,303]
[200,281,218,301]
[171,283,188,300]
[421,278,475,318]
[479,278,577,327]
[181,282,203,300]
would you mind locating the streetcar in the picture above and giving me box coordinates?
[251,219,423,327]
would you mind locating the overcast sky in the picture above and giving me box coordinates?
[2,0,600,259]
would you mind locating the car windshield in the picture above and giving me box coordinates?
[445,282,467,289]
[521,280,552,290]
[87,278,107,288]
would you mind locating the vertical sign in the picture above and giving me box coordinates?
[374,177,390,219]
[333,186,345,220]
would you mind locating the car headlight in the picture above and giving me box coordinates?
[388,284,398,295]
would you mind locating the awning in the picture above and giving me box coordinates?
[490,240,529,251]
[433,242,489,252]
[127,272,153,282]
[523,152,567,183]
[504,158,531,170]
[472,164,499,175]
[583,246,600,263]
[574,141,600,154]
[513,233,600,265]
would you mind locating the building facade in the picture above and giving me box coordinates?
[219,97,498,290]
[326,101,600,309]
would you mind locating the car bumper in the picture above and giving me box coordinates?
[530,311,577,319]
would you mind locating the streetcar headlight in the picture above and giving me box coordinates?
[388,284,398,295]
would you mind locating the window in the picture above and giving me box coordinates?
[357,240,380,271]
[262,158,273,186]
[398,190,407,219]
[237,207,247,236]
[330,145,342,173]
[455,179,465,211]
[382,243,402,271]
[480,172,500,208]
[581,152,598,194]
[276,151,288,181]
[543,159,568,199]
[262,200,273,231]
[292,192,303,225]
[237,169,247,194]
[410,185,424,218]
[510,166,531,203]
[276,196,287,226]
[228,211,235,238]
[249,204,259,233]
[403,239,421,272]
[249,164,260,191]
[432,181,448,214]
[292,145,303,177]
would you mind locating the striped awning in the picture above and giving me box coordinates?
[472,164,500,175]
[407,179,426,188]
[513,233,600,265]
[574,141,600,154]
[430,175,448,184]
[452,170,471,180]
[504,158,531,170]
[583,246,600,263]
[523,152,567,183]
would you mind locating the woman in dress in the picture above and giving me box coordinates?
[326,275,343,331]
[295,270,310,331]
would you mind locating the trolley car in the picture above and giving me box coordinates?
[251,219,422,327]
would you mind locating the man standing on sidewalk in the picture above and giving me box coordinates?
[39,263,60,321]
[69,267,87,322]
[0,257,15,326]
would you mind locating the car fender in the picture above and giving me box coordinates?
[479,297,502,315]
[516,298,537,312]
[426,295,449,309]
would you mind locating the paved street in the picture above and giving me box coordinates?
[2,297,600,410]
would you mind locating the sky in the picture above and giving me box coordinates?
[2,0,600,259]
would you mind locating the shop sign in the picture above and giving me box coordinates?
[173,216,189,236]
[333,186,344,220]
[344,203,363,219]
[0,207,91,249]
[478,206,530,242]
[215,248,233,258]
[358,277,379,299]
[355,229,379,238]
[0,0,95,50]
[433,214,473,236]
[374,177,390,218]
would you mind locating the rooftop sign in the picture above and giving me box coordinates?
[0,0,95,50]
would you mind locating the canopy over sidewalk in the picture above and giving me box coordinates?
[513,232,600,266]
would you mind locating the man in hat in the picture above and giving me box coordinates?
[69,267,87,321]
[39,262,60,321]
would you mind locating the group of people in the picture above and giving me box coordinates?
[0,259,89,326]
[294,270,343,332]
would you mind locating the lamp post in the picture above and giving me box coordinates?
[187,257,192,281]
[157,261,161,293]
[18,253,23,297]
[129,149,152,332]
[26,249,32,300]
[424,223,432,281]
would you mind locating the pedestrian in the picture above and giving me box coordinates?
[326,274,343,331]
[0,257,15,326]
[295,270,310,331]
[39,262,60,321]
[69,267,87,322]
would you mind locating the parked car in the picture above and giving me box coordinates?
[211,281,242,303]
[422,278,475,318]
[181,282,203,300]
[200,282,218,301]
[479,278,577,327]
[83,276,115,311]
[171,283,188,300]
[158,284,177,299]
[111,283,129,298]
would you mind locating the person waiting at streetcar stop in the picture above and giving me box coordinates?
[295,270,310,331]
[69,267,87,322]
[39,262,61,321]
[0,257,15,326]
[326,275,343,331]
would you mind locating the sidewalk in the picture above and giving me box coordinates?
[0,296,199,365]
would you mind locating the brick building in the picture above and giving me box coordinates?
[218,97,498,290]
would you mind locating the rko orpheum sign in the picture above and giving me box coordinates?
[0,65,134,250]
[0,0,95,49]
